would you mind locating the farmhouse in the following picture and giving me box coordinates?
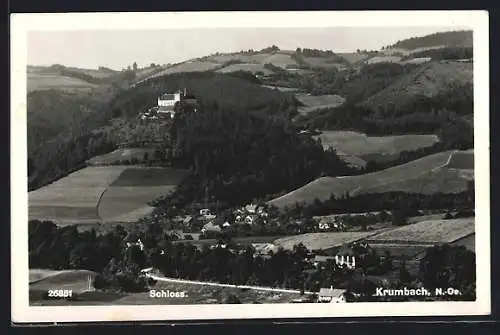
[318,287,347,303]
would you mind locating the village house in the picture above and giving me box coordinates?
[317,287,347,303]
[311,255,356,270]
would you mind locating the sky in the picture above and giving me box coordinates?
[28,27,466,70]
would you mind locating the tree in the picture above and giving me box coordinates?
[391,209,408,226]
[418,245,475,299]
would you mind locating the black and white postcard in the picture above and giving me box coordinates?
[10,10,490,323]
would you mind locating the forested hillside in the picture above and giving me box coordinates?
[386,30,473,50]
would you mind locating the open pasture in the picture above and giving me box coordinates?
[217,63,273,75]
[268,150,473,208]
[28,73,98,92]
[367,218,474,244]
[295,94,346,114]
[313,131,439,157]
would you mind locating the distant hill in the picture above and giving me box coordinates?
[386,30,472,50]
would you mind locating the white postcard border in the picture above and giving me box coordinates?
[11,10,490,323]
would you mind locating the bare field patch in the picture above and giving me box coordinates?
[268,150,471,208]
[313,131,439,156]
[98,185,177,221]
[273,231,379,251]
[110,167,188,187]
[367,218,474,244]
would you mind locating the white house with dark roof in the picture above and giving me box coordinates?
[318,287,346,303]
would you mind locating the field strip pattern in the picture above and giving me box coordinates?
[366,218,474,244]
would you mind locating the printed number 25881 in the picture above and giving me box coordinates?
[47,289,73,298]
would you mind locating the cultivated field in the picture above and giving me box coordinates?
[28,73,98,92]
[366,218,475,244]
[29,165,188,224]
[86,148,157,165]
[268,150,472,208]
[273,231,380,251]
[217,63,273,75]
[295,94,346,115]
[313,131,439,159]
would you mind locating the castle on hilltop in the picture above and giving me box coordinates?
[140,88,198,120]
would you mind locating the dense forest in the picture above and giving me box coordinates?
[386,30,473,50]
[403,46,473,61]
[29,220,475,301]
[287,189,475,218]
[155,105,355,208]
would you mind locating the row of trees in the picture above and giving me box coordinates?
[29,220,476,301]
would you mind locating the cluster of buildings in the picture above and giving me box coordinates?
[140,88,198,120]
